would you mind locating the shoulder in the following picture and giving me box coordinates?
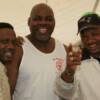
[81,58,99,67]
[0,62,6,73]
[54,38,67,53]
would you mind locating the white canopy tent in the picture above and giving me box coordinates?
[0,0,100,44]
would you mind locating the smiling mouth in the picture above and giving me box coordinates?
[39,28,48,34]
[89,44,96,49]
[88,44,98,52]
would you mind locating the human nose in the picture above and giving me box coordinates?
[87,35,94,43]
[40,19,47,24]
[6,42,15,50]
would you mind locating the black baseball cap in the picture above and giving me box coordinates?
[77,12,100,34]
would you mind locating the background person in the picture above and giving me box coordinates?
[0,22,23,99]
[55,12,100,100]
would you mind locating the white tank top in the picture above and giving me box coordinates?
[13,38,66,100]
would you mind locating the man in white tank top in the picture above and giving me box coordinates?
[13,3,69,100]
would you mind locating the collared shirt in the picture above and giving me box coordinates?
[55,58,100,100]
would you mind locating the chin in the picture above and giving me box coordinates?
[3,59,13,64]
[38,38,50,43]
[90,50,100,55]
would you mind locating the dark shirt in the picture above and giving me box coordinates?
[82,48,100,62]
[82,48,90,60]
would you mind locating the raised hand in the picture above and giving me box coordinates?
[66,44,82,74]
[61,44,82,83]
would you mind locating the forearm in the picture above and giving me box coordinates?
[55,76,75,100]
[55,66,76,99]
[61,69,75,83]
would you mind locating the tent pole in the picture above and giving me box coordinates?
[92,0,100,12]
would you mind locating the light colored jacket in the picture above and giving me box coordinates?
[55,58,100,100]
[0,62,11,100]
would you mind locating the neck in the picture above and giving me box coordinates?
[26,34,55,53]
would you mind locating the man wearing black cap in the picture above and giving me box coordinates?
[55,12,100,100]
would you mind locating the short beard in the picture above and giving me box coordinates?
[37,37,51,43]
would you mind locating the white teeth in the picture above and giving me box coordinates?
[89,44,96,48]
[39,28,47,33]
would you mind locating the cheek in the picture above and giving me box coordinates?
[0,48,4,58]
[81,39,86,45]
[50,23,55,28]
[0,44,6,53]
[96,37,100,46]
[96,36,100,41]
[0,45,4,50]
[30,25,37,32]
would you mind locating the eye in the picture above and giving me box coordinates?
[92,32,99,36]
[46,16,54,21]
[81,33,86,38]
[0,39,8,44]
[81,33,88,41]
[32,16,42,21]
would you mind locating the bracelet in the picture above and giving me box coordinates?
[61,68,74,83]
[64,68,74,76]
